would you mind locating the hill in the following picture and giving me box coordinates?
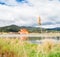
[0,25,20,32]
[0,25,60,33]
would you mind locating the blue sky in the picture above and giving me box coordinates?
[0,0,60,28]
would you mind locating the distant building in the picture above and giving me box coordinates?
[37,16,41,25]
[18,28,29,34]
[18,28,29,40]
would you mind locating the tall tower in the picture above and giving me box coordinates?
[37,16,41,25]
[37,16,42,33]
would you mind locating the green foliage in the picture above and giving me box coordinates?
[0,38,60,57]
[0,25,59,33]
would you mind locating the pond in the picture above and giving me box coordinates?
[27,36,60,44]
[0,34,60,44]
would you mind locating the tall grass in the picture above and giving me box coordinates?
[0,38,60,57]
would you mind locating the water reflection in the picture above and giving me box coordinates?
[0,34,60,44]
[28,37,60,40]
[27,36,60,44]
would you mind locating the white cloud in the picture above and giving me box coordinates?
[0,0,60,28]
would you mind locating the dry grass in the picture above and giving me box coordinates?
[0,38,60,57]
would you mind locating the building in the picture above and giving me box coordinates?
[18,28,29,40]
[18,28,29,34]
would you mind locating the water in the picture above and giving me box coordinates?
[27,37,60,44]
[0,34,60,44]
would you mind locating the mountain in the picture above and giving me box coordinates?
[46,27,60,31]
[0,25,60,33]
[0,25,20,32]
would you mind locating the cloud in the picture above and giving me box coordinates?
[0,0,17,6]
[28,0,60,26]
[0,4,38,26]
[0,0,60,28]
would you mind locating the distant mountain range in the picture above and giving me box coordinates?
[46,27,60,31]
[0,25,60,32]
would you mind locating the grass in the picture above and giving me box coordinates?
[0,38,60,57]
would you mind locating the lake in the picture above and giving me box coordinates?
[0,34,60,44]
[28,37,60,44]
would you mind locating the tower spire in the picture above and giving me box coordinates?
[37,16,41,25]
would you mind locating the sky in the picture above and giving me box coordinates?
[0,0,60,28]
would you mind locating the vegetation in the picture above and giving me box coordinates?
[0,25,59,33]
[0,38,60,57]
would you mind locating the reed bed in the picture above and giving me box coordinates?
[0,38,60,57]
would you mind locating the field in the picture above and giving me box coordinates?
[0,38,60,57]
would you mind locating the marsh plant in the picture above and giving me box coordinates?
[0,38,60,57]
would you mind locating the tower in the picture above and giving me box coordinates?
[37,16,42,33]
[37,16,41,25]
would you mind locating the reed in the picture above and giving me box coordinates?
[0,38,60,57]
